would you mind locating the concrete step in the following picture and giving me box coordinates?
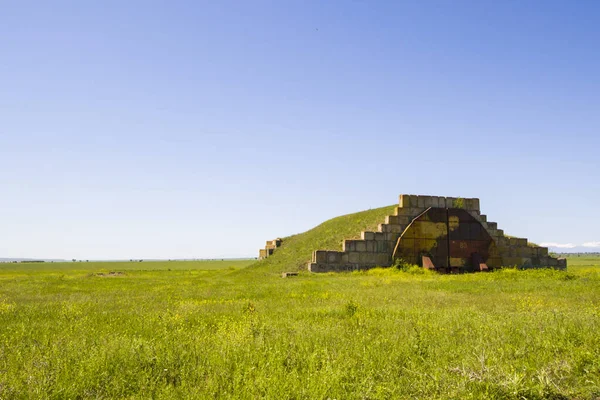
[385,215,411,225]
[343,239,381,253]
[377,223,405,233]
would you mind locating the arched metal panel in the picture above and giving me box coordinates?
[393,208,496,272]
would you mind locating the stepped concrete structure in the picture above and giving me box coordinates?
[308,195,566,273]
[259,238,282,260]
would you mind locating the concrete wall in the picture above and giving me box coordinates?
[308,194,566,272]
[258,238,282,260]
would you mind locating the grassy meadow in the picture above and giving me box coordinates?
[1,257,599,399]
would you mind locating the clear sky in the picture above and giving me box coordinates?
[1,1,598,259]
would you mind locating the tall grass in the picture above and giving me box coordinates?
[0,259,598,398]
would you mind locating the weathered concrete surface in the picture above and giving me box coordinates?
[258,238,282,260]
[307,194,566,273]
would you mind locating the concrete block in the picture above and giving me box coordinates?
[479,214,487,222]
[359,252,378,264]
[382,224,403,233]
[465,198,480,211]
[399,194,416,208]
[396,207,420,217]
[361,231,375,241]
[396,207,409,216]
[537,247,548,256]
[496,245,509,256]
[497,236,510,247]
[509,238,519,246]
[341,253,349,264]
[489,245,501,257]
[521,258,533,268]
[348,252,360,263]
[390,224,404,233]
[356,241,367,252]
[308,263,327,273]
[343,240,355,252]
[435,196,445,207]
[497,229,504,237]
[420,196,433,208]
[315,250,327,263]
[327,251,341,264]
[444,197,455,208]
[557,258,567,269]
[396,216,410,225]
[518,247,533,257]
[463,198,474,210]
[376,240,389,253]
[398,194,407,208]
[366,240,376,252]
[517,238,527,247]
[488,222,498,230]
[385,233,399,242]
[417,196,426,208]
[385,215,398,225]
[513,247,525,257]
[374,232,386,241]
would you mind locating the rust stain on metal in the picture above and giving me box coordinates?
[393,207,495,273]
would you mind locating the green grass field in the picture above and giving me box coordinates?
[1,257,599,399]
[0,259,255,275]
[1,210,599,399]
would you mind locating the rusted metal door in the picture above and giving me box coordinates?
[393,207,494,272]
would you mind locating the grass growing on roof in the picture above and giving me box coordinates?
[246,204,396,274]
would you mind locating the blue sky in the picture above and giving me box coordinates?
[1,1,598,259]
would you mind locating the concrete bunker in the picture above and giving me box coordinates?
[307,194,566,273]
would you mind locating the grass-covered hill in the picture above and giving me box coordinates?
[246,205,396,274]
